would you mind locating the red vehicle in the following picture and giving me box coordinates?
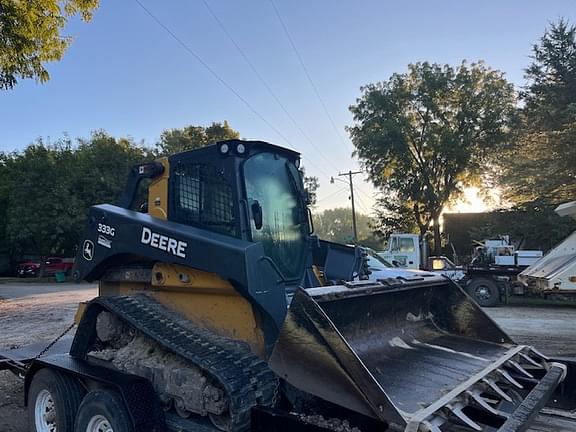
[16,257,74,277]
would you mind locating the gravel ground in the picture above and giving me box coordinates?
[0,283,96,432]
[0,284,574,431]
[484,305,576,358]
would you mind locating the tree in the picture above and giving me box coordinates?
[299,167,319,206]
[370,195,418,240]
[3,142,81,259]
[0,0,99,89]
[156,121,240,155]
[313,207,381,247]
[0,152,9,256]
[496,19,576,205]
[3,132,148,260]
[73,130,150,208]
[349,61,516,253]
[466,201,576,252]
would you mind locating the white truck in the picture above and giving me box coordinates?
[518,200,576,296]
[379,233,543,306]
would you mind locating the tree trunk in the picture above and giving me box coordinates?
[433,216,442,256]
[39,255,46,278]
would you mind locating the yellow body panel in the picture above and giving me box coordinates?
[95,263,266,357]
[151,263,266,357]
[147,157,170,220]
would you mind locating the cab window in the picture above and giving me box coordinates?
[243,153,307,281]
[399,238,415,252]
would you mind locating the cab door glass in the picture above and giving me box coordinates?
[399,238,415,252]
[243,153,307,281]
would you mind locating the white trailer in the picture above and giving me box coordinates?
[518,200,576,295]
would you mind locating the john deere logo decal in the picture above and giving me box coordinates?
[83,240,94,261]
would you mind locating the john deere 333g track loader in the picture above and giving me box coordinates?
[2,140,576,432]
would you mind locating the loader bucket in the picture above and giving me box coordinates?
[269,277,555,431]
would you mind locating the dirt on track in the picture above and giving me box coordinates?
[0,284,575,432]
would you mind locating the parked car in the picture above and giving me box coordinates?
[16,257,74,277]
[364,248,438,281]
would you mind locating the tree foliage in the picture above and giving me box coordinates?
[0,0,99,89]
[156,121,240,155]
[1,133,148,258]
[73,131,151,207]
[467,201,576,252]
[349,61,516,253]
[0,152,9,255]
[313,207,382,248]
[495,19,576,205]
[299,167,319,207]
[370,195,418,240]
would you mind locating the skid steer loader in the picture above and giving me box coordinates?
[1,139,576,432]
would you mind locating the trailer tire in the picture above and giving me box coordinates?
[466,278,500,307]
[75,389,133,432]
[28,368,85,432]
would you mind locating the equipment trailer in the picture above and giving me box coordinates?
[2,140,576,432]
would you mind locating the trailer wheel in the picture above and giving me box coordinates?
[28,368,85,432]
[74,390,133,432]
[467,278,500,307]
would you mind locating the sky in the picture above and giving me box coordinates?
[1,0,575,213]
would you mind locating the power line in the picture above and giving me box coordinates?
[355,185,375,202]
[200,0,341,173]
[268,0,352,155]
[195,3,336,185]
[316,187,348,204]
[133,0,292,148]
[134,0,335,185]
[355,193,371,214]
[301,156,332,180]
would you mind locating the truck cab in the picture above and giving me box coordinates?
[377,233,421,269]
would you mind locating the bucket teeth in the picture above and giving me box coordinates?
[445,403,482,431]
[482,378,512,402]
[419,419,443,432]
[519,352,542,368]
[465,389,505,417]
[528,347,548,360]
[497,368,523,389]
[506,359,534,378]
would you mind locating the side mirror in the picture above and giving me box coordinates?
[251,200,263,230]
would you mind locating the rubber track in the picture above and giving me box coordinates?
[94,295,279,432]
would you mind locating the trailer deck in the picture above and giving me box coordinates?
[0,337,73,374]
[2,338,576,432]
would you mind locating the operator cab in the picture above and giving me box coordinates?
[166,140,311,284]
[117,139,361,289]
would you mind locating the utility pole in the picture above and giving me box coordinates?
[331,170,362,243]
